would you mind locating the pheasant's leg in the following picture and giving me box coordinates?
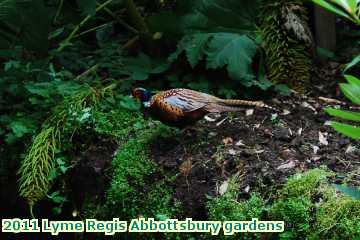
[179,131,187,155]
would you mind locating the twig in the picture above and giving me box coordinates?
[101,5,138,34]
[57,0,114,52]
[318,96,346,105]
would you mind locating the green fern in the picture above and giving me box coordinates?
[17,84,116,214]
[261,0,312,93]
[18,127,60,213]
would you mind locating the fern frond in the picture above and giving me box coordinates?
[17,84,115,211]
[18,127,60,207]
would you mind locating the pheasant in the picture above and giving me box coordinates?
[132,88,271,128]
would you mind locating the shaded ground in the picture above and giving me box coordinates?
[150,69,360,218]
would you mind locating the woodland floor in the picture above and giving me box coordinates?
[149,62,360,219]
[68,62,360,222]
[4,62,359,226]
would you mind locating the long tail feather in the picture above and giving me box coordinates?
[205,103,245,113]
[217,99,273,109]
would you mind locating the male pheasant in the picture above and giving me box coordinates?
[132,88,270,128]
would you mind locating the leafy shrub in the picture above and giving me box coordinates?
[149,0,278,92]
[311,0,360,25]
[325,75,360,139]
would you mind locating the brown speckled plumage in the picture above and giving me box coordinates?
[132,88,269,128]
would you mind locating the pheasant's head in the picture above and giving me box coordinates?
[131,87,152,106]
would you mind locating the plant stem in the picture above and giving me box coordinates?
[101,5,139,34]
[57,0,114,52]
[74,22,112,38]
[124,0,148,33]
[124,0,155,53]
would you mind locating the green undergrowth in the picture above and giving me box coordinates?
[207,168,360,239]
[93,109,181,222]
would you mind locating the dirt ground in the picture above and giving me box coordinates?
[150,64,360,219]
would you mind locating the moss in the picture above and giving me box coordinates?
[280,168,333,199]
[312,186,360,239]
[269,197,312,239]
[207,179,266,222]
[206,169,359,240]
[93,109,146,142]
[270,168,359,239]
[97,109,180,221]
[206,178,266,239]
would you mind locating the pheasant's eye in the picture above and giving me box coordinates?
[132,90,142,100]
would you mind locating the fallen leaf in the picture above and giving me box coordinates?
[277,160,296,170]
[312,145,320,154]
[271,113,278,121]
[324,121,332,126]
[228,149,237,155]
[264,129,273,137]
[318,96,345,105]
[288,128,293,136]
[301,102,317,112]
[345,145,356,154]
[204,115,216,122]
[235,140,245,146]
[282,109,291,115]
[208,132,217,137]
[223,137,233,145]
[218,180,229,195]
[246,109,254,116]
[319,131,328,146]
[216,117,228,127]
[297,128,303,136]
[255,149,265,154]
[179,157,192,177]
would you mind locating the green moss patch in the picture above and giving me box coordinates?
[206,168,360,239]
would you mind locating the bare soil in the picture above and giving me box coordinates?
[150,70,360,219]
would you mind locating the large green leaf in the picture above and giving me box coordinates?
[206,33,257,85]
[123,53,170,81]
[324,108,360,122]
[330,121,360,139]
[343,54,360,72]
[344,74,360,85]
[169,33,213,67]
[312,0,352,20]
[312,0,360,24]
[340,75,360,105]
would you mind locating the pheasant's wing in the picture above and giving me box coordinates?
[160,89,212,113]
